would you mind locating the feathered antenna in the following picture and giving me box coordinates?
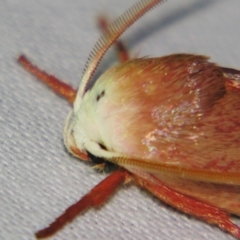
[74,0,165,112]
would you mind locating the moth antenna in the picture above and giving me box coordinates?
[74,0,165,111]
[109,157,240,185]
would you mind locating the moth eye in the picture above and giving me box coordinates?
[87,150,105,164]
[87,143,107,164]
[96,90,105,102]
[86,150,118,172]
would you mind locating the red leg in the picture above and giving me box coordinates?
[97,15,130,62]
[136,174,240,239]
[18,55,77,104]
[35,169,132,239]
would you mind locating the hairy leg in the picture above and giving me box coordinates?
[18,55,77,103]
[35,169,132,239]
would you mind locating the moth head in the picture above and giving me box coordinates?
[63,80,111,161]
[63,0,163,161]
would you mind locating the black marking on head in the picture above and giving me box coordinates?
[96,90,105,102]
[86,149,119,173]
[87,150,105,164]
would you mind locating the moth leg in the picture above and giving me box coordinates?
[97,15,130,62]
[136,175,240,239]
[35,169,132,239]
[18,55,77,103]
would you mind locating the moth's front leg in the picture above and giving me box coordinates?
[35,169,132,239]
[18,55,77,103]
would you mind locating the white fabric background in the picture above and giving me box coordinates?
[1,0,240,239]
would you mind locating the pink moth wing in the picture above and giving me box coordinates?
[83,53,240,214]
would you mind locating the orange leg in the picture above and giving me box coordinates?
[97,15,130,62]
[18,16,129,104]
[35,169,132,239]
[18,55,77,104]
[136,175,240,239]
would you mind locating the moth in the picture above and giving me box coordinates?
[18,0,240,239]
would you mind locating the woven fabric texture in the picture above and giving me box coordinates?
[1,1,240,239]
